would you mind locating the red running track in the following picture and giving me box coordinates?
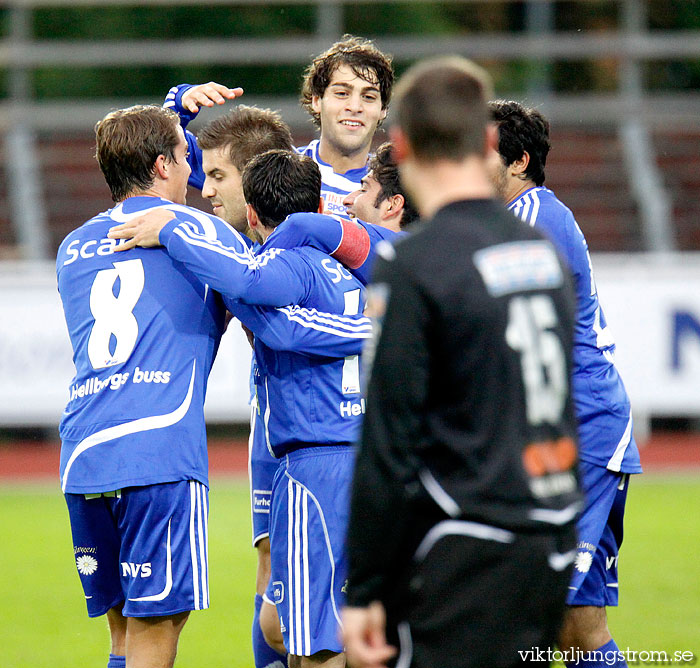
[1,432,700,482]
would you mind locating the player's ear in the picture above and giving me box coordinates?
[246,203,260,229]
[154,154,169,180]
[485,123,499,156]
[511,151,530,177]
[389,126,411,164]
[311,95,322,115]
[387,193,404,215]
[317,197,325,214]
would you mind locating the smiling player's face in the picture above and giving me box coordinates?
[312,63,387,162]
[344,173,384,225]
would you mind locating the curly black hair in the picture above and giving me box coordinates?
[489,100,551,186]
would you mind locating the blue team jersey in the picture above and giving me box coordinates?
[56,196,227,494]
[295,140,367,220]
[248,260,366,456]
[509,187,642,473]
[265,212,401,285]
[157,212,368,456]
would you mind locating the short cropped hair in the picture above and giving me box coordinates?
[369,142,419,227]
[242,150,321,228]
[95,105,181,202]
[489,100,551,186]
[197,105,294,172]
[301,34,394,128]
[393,56,494,162]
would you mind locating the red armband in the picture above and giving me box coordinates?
[331,219,371,269]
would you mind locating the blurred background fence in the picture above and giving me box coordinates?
[1,0,699,440]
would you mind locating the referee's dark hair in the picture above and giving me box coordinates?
[242,149,322,228]
[489,100,551,187]
[392,56,493,162]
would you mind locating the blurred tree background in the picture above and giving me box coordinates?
[0,0,698,103]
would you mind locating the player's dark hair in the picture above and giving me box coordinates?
[197,105,294,172]
[95,105,181,202]
[489,100,550,186]
[393,56,493,162]
[368,142,419,228]
[242,150,321,228]
[300,34,394,128]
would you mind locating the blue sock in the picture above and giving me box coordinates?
[252,593,287,668]
[565,639,627,668]
[107,654,126,668]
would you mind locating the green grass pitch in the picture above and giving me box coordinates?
[0,474,698,667]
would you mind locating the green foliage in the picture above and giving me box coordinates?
[3,3,699,101]
[33,6,315,39]
[31,64,304,100]
[0,475,698,666]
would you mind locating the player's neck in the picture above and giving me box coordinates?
[317,136,369,174]
[407,156,495,220]
[504,179,537,206]
[132,186,175,204]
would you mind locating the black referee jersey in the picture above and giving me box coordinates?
[347,198,582,608]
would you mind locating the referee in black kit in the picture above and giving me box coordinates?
[342,56,583,668]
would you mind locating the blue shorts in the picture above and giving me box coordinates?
[65,480,210,618]
[567,461,630,606]
[248,398,281,547]
[267,445,355,656]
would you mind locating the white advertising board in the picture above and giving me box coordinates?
[1,253,700,427]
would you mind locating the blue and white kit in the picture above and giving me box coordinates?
[58,196,371,619]
[57,196,228,616]
[155,208,370,654]
[295,139,367,219]
[164,85,376,547]
[57,196,228,495]
[509,186,642,606]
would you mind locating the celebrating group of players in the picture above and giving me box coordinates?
[56,34,640,668]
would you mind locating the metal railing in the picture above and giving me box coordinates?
[2,0,699,257]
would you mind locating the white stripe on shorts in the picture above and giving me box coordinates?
[196,482,209,609]
[285,473,342,656]
[189,481,200,609]
[415,519,515,562]
[188,481,209,611]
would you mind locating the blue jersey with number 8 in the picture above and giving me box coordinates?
[56,196,227,494]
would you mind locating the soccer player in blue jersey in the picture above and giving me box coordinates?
[57,105,225,668]
[489,100,642,668]
[172,101,296,668]
[111,149,369,668]
[60,105,370,668]
[296,34,394,218]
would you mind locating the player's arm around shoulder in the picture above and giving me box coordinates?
[108,207,177,250]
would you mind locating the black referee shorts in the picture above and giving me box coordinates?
[385,520,576,668]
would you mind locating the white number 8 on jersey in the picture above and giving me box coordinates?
[87,259,145,369]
